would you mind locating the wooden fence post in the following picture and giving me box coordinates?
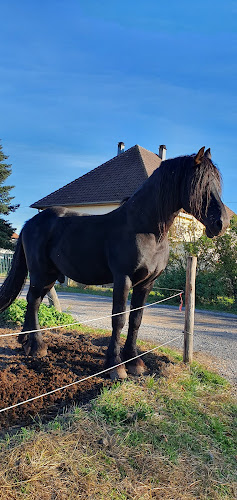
[47,286,62,312]
[183,255,197,363]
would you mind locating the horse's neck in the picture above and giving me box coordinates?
[127,169,182,237]
[126,170,181,236]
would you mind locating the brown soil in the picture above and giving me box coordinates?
[0,327,168,432]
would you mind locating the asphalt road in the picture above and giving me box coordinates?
[2,281,237,385]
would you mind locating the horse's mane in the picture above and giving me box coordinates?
[128,154,222,231]
[189,156,222,218]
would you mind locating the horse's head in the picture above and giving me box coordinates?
[182,147,229,238]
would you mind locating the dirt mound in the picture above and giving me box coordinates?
[0,327,167,431]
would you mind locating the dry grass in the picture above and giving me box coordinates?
[0,342,236,499]
[1,409,233,500]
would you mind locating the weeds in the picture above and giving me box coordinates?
[0,298,77,328]
[93,382,154,424]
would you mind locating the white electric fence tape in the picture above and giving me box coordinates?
[0,334,182,414]
[0,291,183,339]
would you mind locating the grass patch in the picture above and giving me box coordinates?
[190,362,230,388]
[55,283,114,298]
[91,361,236,498]
[196,295,237,314]
[0,352,235,499]
[156,345,183,362]
[196,300,237,315]
[93,381,154,424]
[56,283,178,304]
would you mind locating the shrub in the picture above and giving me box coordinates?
[156,217,237,311]
[0,299,76,328]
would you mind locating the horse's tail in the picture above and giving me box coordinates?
[0,232,28,312]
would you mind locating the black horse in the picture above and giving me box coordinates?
[0,147,229,379]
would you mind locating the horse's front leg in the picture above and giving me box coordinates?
[18,285,48,357]
[123,282,153,375]
[106,275,131,380]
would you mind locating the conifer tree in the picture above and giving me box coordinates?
[0,142,18,249]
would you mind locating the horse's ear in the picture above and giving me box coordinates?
[204,148,212,160]
[194,147,205,165]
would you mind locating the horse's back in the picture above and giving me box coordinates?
[22,207,114,284]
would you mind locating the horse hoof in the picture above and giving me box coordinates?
[18,333,28,345]
[126,358,147,376]
[23,341,48,358]
[109,365,127,381]
[32,345,48,358]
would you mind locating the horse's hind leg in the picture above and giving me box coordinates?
[18,284,48,356]
[19,277,56,357]
[123,282,153,375]
[106,275,131,380]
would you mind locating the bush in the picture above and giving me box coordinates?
[0,299,76,328]
[155,217,237,312]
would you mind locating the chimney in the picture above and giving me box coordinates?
[117,141,125,155]
[159,144,167,161]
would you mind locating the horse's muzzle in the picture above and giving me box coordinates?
[205,217,228,238]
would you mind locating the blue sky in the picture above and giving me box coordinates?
[0,0,236,233]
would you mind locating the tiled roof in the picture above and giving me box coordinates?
[225,206,236,220]
[31,145,162,209]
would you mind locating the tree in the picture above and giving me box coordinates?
[0,219,15,250]
[0,142,19,249]
[157,215,237,309]
[215,216,237,305]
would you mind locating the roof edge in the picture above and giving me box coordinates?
[30,200,121,209]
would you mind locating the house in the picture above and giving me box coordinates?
[11,232,19,246]
[31,143,235,240]
[31,143,164,214]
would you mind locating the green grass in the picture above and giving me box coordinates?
[55,284,114,298]
[195,296,237,314]
[93,381,154,424]
[2,368,235,478]
[156,345,183,362]
[92,362,236,491]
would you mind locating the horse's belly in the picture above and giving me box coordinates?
[50,246,113,285]
[69,265,113,285]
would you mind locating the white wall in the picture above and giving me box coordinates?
[66,204,120,215]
